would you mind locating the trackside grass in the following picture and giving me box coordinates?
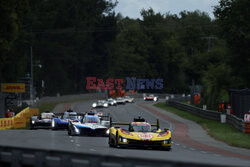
[37,97,98,114]
[154,102,250,149]
[37,102,59,114]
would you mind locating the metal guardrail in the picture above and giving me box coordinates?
[0,145,231,167]
[166,100,245,132]
[128,93,187,99]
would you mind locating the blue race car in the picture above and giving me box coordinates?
[68,112,110,136]
[51,110,80,130]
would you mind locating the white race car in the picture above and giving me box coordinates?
[124,96,134,103]
[68,112,110,136]
[107,98,117,106]
[92,100,109,108]
[116,97,126,105]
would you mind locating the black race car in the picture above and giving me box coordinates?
[30,112,55,129]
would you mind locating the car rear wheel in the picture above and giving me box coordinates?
[68,129,72,136]
[30,124,34,130]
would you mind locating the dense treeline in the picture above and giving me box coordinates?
[0,0,249,109]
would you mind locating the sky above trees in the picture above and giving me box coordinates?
[114,0,219,19]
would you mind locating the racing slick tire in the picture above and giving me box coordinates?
[52,126,57,130]
[114,131,119,148]
[68,129,73,136]
[30,125,36,130]
[52,125,58,130]
[163,147,171,151]
[108,134,114,147]
[30,121,36,130]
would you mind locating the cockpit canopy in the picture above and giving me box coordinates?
[63,112,78,119]
[41,113,54,119]
[83,116,100,123]
[129,123,151,132]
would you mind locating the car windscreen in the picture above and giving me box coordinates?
[132,125,151,132]
[64,114,77,119]
[41,113,54,119]
[84,117,100,123]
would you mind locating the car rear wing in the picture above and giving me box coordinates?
[99,114,110,121]
[110,117,160,130]
[151,119,160,130]
[77,113,85,117]
[54,113,64,117]
[99,113,110,118]
[110,117,129,127]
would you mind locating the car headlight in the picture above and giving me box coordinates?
[144,97,146,100]
[52,120,55,127]
[104,103,108,107]
[119,137,128,143]
[163,139,171,144]
[114,100,117,103]
[32,120,35,124]
[122,138,127,143]
[111,102,113,105]
[92,103,97,107]
[74,125,80,133]
[106,129,110,134]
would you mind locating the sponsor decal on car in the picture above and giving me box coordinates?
[138,133,153,139]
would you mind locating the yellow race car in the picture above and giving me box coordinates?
[108,117,171,150]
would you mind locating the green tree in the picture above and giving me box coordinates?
[0,0,29,82]
[214,0,250,87]
[202,63,231,109]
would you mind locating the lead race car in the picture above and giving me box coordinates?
[144,94,158,101]
[115,97,126,105]
[68,112,110,136]
[51,110,81,130]
[124,96,134,103]
[107,98,117,106]
[30,112,55,129]
[109,117,171,150]
[92,100,109,108]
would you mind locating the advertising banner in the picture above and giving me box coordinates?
[1,83,25,93]
[14,117,26,129]
[0,118,14,129]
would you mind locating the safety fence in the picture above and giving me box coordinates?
[166,100,248,133]
[128,93,188,99]
[0,145,231,167]
[0,107,39,130]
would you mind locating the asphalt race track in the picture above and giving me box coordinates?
[0,99,250,167]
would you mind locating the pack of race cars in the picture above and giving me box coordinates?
[29,94,171,150]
